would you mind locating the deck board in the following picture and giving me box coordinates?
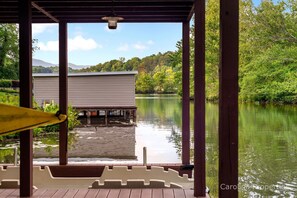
[130,189,142,198]
[96,189,110,198]
[118,189,131,198]
[163,189,174,198]
[6,189,19,198]
[42,189,59,197]
[85,189,100,198]
[52,189,68,198]
[0,189,16,197]
[32,189,47,197]
[73,189,89,198]
[152,189,163,198]
[140,189,152,198]
[63,189,79,198]
[107,189,120,198]
[174,188,186,198]
[0,188,204,198]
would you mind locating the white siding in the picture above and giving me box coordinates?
[33,77,59,105]
[33,74,136,107]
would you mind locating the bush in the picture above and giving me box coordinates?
[34,101,80,134]
[0,79,12,88]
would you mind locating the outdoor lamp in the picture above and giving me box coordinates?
[102,0,123,30]
[102,15,124,30]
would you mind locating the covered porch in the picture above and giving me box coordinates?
[0,0,238,197]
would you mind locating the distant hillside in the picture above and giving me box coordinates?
[33,58,89,69]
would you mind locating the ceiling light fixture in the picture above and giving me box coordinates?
[102,0,123,30]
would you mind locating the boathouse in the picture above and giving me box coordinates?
[33,72,137,108]
[33,72,137,125]
[0,0,239,197]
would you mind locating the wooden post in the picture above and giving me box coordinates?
[182,21,190,165]
[194,0,206,196]
[105,110,108,126]
[219,0,239,197]
[18,0,33,196]
[59,21,68,165]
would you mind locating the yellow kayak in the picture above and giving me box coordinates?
[0,103,67,136]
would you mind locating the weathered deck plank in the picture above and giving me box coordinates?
[96,189,110,198]
[63,189,79,198]
[0,188,205,198]
[140,189,152,198]
[130,189,141,198]
[118,189,131,198]
[41,189,58,197]
[52,189,68,198]
[152,189,163,198]
[174,188,186,198]
[107,189,120,198]
[0,189,16,197]
[163,189,174,198]
[73,189,89,198]
[85,189,100,198]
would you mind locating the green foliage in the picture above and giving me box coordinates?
[0,24,19,80]
[240,45,297,103]
[0,79,12,87]
[0,92,80,138]
[0,91,19,106]
[239,0,297,104]
[136,72,154,93]
[34,101,80,134]
[152,65,176,93]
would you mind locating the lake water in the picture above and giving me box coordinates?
[135,95,297,197]
[0,94,296,197]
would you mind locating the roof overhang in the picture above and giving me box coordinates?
[33,71,138,77]
[0,0,195,23]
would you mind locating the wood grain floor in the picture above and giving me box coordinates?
[0,188,208,198]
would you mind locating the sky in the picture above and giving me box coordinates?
[32,0,264,66]
[33,23,182,66]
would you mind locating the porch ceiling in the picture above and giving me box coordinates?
[0,0,195,23]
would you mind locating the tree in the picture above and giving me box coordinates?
[136,72,154,93]
[0,24,19,79]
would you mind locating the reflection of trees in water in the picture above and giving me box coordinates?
[167,102,297,197]
[136,97,182,127]
[0,132,78,162]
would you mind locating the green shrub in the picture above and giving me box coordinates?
[34,101,80,135]
[0,80,12,88]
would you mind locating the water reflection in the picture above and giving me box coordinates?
[34,127,136,159]
[136,96,297,197]
[0,95,296,197]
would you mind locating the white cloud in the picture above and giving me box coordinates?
[133,43,147,50]
[147,40,154,45]
[117,44,129,52]
[68,35,101,51]
[131,40,154,50]
[32,24,57,35]
[38,35,101,52]
[38,40,58,51]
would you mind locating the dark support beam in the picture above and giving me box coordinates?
[19,0,33,196]
[59,21,68,165]
[219,0,239,196]
[194,0,206,197]
[182,21,190,165]
[31,2,59,23]
[187,5,195,21]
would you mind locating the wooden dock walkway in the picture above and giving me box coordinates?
[0,188,208,198]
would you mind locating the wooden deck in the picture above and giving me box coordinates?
[0,189,208,198]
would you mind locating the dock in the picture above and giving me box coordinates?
[0,188,208,198]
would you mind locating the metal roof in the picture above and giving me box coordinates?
[33,71,138,77]
[0,0,195,23]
